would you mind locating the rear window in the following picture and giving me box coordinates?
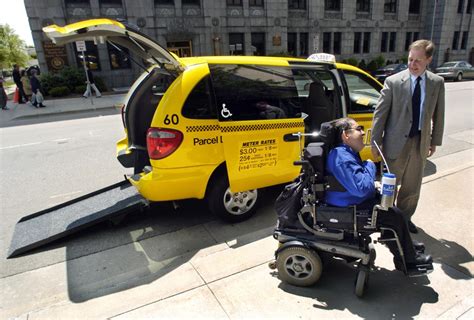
[209,64,302,121]
[182,75,216,119]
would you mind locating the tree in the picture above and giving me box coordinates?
[0,24,30,70]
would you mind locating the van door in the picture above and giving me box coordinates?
[339,70,383,160]
[210,64,304,192]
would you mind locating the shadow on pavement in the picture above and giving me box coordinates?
[64,187,282,302]
[423,160,437,177]
[416,228,473,278]
[277,258,438,319]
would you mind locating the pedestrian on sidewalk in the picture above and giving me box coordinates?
[0,77,9,110]
[30,70,46,108]
[371,39,445,234]
[21,70,32,103]
[83,67,102,98]
[12,64,27,104]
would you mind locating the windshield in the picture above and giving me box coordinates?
[440,62,457,67]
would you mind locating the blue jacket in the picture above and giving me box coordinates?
[325,144,377,207]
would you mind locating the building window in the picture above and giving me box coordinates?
[381,32,388,52]
[468,0,472,13]
[229,33,244,55]
[409,0,420,14]
[249,0,264,6]
[357,0,370,12]
[155,0,174,4]
[251,33,265,56]
[75,41,101,71]
[458,0,464,13]
[389,32,396,52]
[461,31,468,49]
[354,32,362,53]
[65,0,90,3]
[227,0,242,5]
[452,31,460,50]
[333,32,341,54]
[323,32,332,52]
[182,0,200,5]
[299,33,309,56]
[325,0,341,11]
[363,32,371,53]
[288,33,297,56]
[107,42,131,69]
[405,32,412,51]
[413,32,419,41]
[384,0,397,13]
[289,0,306,9]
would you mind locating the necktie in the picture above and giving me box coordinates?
[409,76,422,137]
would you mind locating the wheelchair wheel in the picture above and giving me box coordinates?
[354,268,369,297]
[276,246,322,287]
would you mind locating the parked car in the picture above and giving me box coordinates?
[435,61,474,81]
[43,19,382,222]
[373,63,408,83]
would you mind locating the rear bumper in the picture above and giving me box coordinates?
[129,165,217,201]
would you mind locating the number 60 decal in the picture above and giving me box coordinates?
[164,114,179,125]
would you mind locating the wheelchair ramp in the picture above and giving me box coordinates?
[7,180,148,258]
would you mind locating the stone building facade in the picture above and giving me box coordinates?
[25,0,473,89]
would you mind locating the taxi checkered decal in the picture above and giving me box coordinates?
[220,121,304,133]
[186,125,220,132]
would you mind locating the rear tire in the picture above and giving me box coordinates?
[207,175,259,223]
[276,246,322,287]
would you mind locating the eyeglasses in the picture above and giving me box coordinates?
[346,125,364,132]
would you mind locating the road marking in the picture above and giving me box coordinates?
[50,190,83,199]
[0,142,43,150]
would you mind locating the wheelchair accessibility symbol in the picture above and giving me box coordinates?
[221,104,232,119]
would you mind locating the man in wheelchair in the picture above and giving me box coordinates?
[325,117,432,274]
[272,118,433,295]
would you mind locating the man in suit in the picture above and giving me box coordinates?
[371,40,445,233]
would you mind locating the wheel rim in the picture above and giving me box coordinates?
[222,188,257,216]
[458,73,462,81]
[283,254,314,280]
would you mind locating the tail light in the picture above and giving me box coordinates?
[147,128,183,159]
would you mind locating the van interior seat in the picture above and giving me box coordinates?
[304,81,335,132]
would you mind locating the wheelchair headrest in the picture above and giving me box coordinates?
[317,120,339,149]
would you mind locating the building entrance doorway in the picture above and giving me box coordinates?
[167,41,192,57]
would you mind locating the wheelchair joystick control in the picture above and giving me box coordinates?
[380,173,396,210]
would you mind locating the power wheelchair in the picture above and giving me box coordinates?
[269,122,433,297]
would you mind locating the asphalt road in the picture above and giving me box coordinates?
[0,81,472,318]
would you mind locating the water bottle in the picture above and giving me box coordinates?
[380,173,396,210]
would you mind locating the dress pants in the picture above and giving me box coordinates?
[358,200,418,264]
[387,135,426,220]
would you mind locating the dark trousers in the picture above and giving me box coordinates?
[358,200,417,264]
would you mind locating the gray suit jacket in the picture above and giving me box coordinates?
[371,69,445,159]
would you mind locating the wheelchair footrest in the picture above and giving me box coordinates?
[407,263,434,277]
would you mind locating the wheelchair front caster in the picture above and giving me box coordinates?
[276,246,322,287]
[268,260,277,270]
[354,267,369,297]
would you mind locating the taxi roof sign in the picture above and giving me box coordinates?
[307,53,336,64]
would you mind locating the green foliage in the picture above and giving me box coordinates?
[0,24,30,69]
[74,85,87,94]
[40,66,86,96]
[346,58,359,66]
[367,60,378,72]
[358,59,367,71]
[374,55,386,68]
[400,55,408,64]
[48,86,71,97]
[270,51,293,57]
[93,76,108,92]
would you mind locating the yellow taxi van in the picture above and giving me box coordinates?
[43,19,382,222]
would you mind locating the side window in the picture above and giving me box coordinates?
[342,71,381,113]
[182,76,215,119]
[209,64,302,121]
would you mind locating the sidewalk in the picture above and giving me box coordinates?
[0,146,472,319]
[1,93,126,126]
